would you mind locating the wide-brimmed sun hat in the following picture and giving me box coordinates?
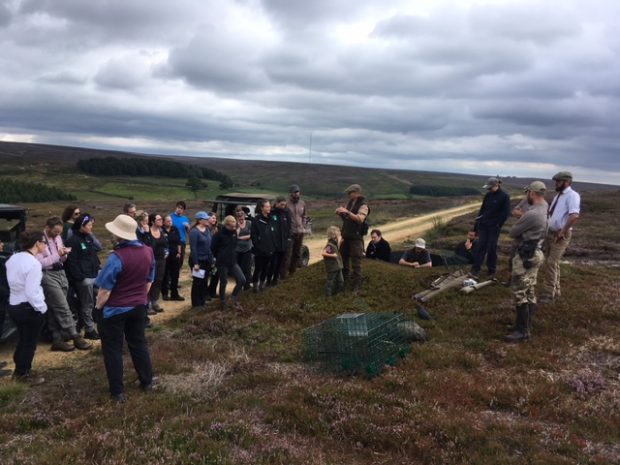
[105,214,138,241]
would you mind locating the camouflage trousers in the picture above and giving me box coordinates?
[539,229,572,301]
[511,249,544,306]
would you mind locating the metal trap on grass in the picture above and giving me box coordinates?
[302,312,413,377]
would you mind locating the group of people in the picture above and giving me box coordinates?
[452,172,580,343]
[182,186,309,310]
[0,171,581,399]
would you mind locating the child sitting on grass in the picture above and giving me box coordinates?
[322,226,344,297]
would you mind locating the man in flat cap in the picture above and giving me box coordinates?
[470,177,511,280]
[539,171,580,304]
[336,184,369,292]
[505,181,548,342]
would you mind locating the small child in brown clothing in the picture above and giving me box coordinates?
[322,226,344,297]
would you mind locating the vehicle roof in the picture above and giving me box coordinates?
[215,193,277,200]
[0,204,26,211]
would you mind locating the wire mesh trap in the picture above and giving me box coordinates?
[301,312,413,377]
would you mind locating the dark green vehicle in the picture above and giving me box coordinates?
[208,193,310,267]
[1,204,27,341]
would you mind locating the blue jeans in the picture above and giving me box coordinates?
[472,225,501,275]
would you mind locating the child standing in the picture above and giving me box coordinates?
[322,226,344,297]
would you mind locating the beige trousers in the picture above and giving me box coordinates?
[540,229,572,301]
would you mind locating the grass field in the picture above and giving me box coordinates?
[1,187,619,464]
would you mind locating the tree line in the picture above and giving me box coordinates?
[409,185,480,197]
[76,157,234,189]
[0,178,77,202]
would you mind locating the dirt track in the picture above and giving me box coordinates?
[0,201,480,371]
[305,201,481,264]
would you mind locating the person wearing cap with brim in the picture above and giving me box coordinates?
[506,182,550,279]
[538,171,581,304]
[399,238,432,268]
[284,184,307,278]
[94,214,156,403]
[336,184,370,291]
[188,211,214,307]
[470,176,512,280]
[504,181,548,343]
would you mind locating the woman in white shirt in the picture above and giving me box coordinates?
[6,232,48,385]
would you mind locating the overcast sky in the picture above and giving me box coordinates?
[0,0,618,183]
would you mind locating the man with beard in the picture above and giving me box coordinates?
[538,172,581,305]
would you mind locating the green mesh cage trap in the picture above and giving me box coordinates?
[302,312,412,377]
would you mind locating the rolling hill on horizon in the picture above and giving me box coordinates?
[0,141,616,203]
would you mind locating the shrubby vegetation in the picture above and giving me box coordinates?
[409,185,480,197]
[76,157,234,189]
[0,178,77,202]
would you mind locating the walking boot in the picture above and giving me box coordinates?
[504,304,530,343]
[73,335,93,350]
[51,340,75,352]
[162,293,170,301]
[170,293,185,301]
[151,300,165,313]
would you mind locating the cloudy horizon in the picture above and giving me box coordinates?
[1,0,619,184]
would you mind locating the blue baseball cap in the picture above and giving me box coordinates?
[195,211,211,220]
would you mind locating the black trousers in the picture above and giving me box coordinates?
[97,305,153,396]
[236,251,253,289]
[267,251,287,284]
[148,258,166,302]
[218,263,246,301]
[472,225,501,275]
[162,253,181,297]
[8,304,45,376]
[190,260,211,307]
[252,255,272,284]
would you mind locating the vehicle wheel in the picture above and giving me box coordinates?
[301,245,310,267]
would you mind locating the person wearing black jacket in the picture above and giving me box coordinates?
[471,177,511,280]
[162,215,183,301]
[267,196,292,287]
[454,230,479,265]
[146,213,169,314]
[251,199,275,292]
[211,216,246,308]
[365,229,391,262]
[65,213,101,340]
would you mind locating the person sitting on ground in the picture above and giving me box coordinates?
[65,213,100,340]
[322,226,344,297]
[5,232,49,385]
[365,229,392,262]
[211,215,246,309]
[399,238,432,268]
[94,214,155,403]
[454,230,479,265]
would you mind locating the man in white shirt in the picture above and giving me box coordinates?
[539,171,580,304]
[6,232,48,385]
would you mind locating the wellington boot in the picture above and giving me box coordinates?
[504,304,530,343]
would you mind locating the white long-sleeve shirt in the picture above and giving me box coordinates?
[6,252,48,314]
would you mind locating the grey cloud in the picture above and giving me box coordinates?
[0,1,12,27]
[165,25,269,92]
